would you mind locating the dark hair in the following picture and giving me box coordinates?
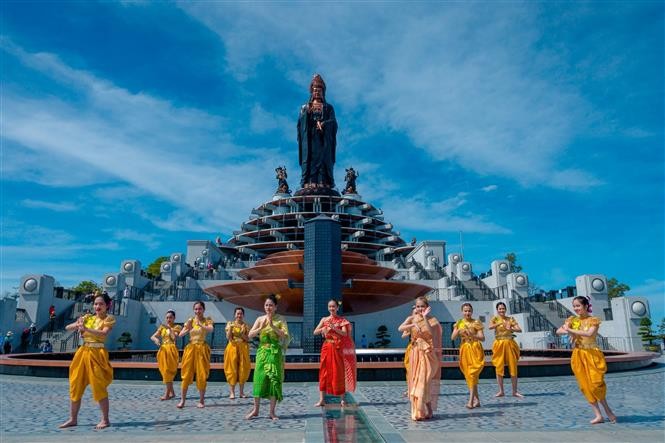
[461,302,473,311]
[495,302,507,310]
[265,294,278,305]
[234,307,245,315]
[573,296,592,313]
[94,292,112,307]
[166,309,176,318]
[193,301,206,310]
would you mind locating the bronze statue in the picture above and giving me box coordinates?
[275,166,291,194]
[297,74,338,195]
[343,167,359,195]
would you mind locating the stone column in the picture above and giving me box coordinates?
[302,215,342,353]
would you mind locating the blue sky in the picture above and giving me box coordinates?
[1,2,663,321]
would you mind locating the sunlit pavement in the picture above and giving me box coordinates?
[1,358,663,442]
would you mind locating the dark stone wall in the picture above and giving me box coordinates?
[302,215,342,353]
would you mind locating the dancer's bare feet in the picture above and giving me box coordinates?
[245,409,258,420]
[590,416,604,425]
[472,400,481,408]
[495,392,505,397]
[160,395,169,401]
[196,401,205,408]
[58,419,77,429]
[94,420,110,430]
[512,392,524,398]
[314,401,325,407]
[465,403,474,409]
[269,412,279,421]
[229,393,236,399]
[176,400,185,409]
[607,414,617,424]
[240,393,247,398]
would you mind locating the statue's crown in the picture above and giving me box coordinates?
[310,74,326,93]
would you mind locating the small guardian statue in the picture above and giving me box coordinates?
[275,166,291,194]
[343,167,359,195]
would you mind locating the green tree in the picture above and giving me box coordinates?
[146,256,169,278]
[71,280,101,295]
[117,332,133,350]
[505,252,523,273]
[637,318,656,346]
[374,325,391,348]
[657,318,665,343]
[607,277,630,299]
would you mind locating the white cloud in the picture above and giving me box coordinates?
[179,3,603,190]
[481,185,498,192]
[20,199,78,212]
[1,40,285,234]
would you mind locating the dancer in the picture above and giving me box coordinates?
[151,309,182,401]
[451,302,485,409]
[224,307,250,399]
[489,302,523,398]
[245,294,290,420]
[313,299,356,408]
[398,296,442,420]
[59,292,115,429]
[557,296,617,424]
[177,301,213,408]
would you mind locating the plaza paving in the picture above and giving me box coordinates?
[1,358,663,443]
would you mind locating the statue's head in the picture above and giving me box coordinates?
[309,74,326,101]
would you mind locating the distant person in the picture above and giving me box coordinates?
[557,296,617,424]
[59,292,115,430]
[224,307,250,399]
[49,305,56,331]
[2,332,12,354]
[451,303,485,409]
[360,334,368,349]
[151,309,182,401]
[20,328,30,352]
[489,302,523,398]
[41,340,53,353]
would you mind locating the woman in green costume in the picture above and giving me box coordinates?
[245,294,290,421]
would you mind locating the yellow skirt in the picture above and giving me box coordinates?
[223,340,250,385]
[157,343,179,383]
[404,341,413,382]
[491,339,520,377]
[69,346,113,402]
[181,342,211,391]
[459,341,485,388]
[571,347,607,402]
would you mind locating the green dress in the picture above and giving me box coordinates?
[252,316,290,401]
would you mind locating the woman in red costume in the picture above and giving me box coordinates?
[313,299,356,407]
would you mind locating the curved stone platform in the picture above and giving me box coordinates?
[204,250,431,315]
[1,349,657,381]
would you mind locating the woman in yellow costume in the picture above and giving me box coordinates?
[224,306,250,399]
[177,301,213,409]
[151,309,182,400]
[557,295,617,424]
[245,294,289,421]
[489,301,523,398]
[398,296,442,421]
[451,302,485,409]
[59,292,115,430]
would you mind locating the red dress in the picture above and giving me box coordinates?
[319,316,357,395]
